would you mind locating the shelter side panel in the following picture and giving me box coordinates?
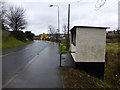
[76,28,106,62]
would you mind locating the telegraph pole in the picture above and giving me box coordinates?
[67,4,70,49]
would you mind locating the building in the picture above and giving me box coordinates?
[39,33,49,40]
[70,26,108,79]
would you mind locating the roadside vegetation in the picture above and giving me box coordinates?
[60,35,120,89]
[47,24,69,53]
[60,67,111,88]
[52,39,69,53]
[58,39,69,53]
[2,30,34,49]
[2,36,33,48]
[0,37,2,48]
[1,2,35,49]
[46,39,68,53]
[59,43,69,53]
[46,37,69,53]
[104,36,120,88]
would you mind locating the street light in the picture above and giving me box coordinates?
[50,5,60,34]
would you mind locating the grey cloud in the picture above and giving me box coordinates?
[8,0,118,35]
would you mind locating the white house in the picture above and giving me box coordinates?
[70,26,108,79]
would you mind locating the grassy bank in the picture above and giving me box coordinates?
[2,37,34,48]
[104,38,120,88]
[60,67,111,88]
[106,39,120,50]
[0,37,2,48]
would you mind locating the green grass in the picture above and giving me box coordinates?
[2,37,34,48]
[106,42,120,50]
[48,39,69,53]
[58,39,69,53]
[59,43,69,53]
[106,38,120,50]
[0,37,2,48]
[104,49,120,88]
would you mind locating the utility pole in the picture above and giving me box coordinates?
[67,4,70,49]
[58,6,60,34]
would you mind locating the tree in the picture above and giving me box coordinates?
[62,24,67,39]
[48,25,56,39]
[48,25,56,35]
[117,29,120,35]
[0,1,8,30]
[11,30,26,42]
[5,6,27,31]
[25,31,35,41]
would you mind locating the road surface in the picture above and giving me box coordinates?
[2,40,62,88]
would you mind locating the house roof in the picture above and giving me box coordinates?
[70,26,109,31]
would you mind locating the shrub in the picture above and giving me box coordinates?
[11,30,26,42]
[25,31,35,41]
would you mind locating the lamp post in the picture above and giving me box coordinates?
[50,5,60,34]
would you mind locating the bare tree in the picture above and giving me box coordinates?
[48,25,56,35]
[0,1,8,30]
[48,25,55,38]
[62,25,67,34]
[0,1,2,30]
[6,6,27,31]
[48,25,58,40]
[62,24,67,39]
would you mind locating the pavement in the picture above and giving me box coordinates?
[3,41,63,88]
[60,54,75,67]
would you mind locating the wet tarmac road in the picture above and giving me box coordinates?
[2,40,62,88]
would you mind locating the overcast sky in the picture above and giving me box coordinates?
[7,0,119,35]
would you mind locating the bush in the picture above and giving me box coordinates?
[61,38,70,50]
[11,30,26,42]
[25,31,35,41]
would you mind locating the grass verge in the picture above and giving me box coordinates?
[59,43,69,53]
[60,67,111,88]
[106,42,120,50]
[48,39,69,53]
[2,37,34,48]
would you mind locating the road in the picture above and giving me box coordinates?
[2,40,62,88]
